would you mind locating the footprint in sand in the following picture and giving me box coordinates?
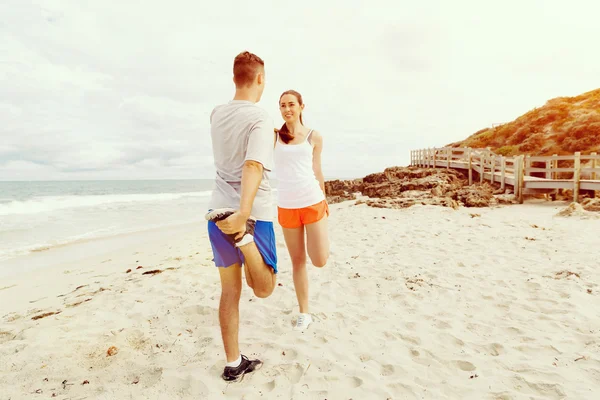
[505,326,524,335]
[434,320,452,329]
[409,348,435,367]
[0,330,15,344]
[489,392,513,400]
[280,348,299,359]
[263,380,276,392]
[380,364,395,377]
[126,329,150,350]
[509,375,566,398]
[3,313,22,323]
[487,343,504,356]
[344,376,363,387]
[127,367,164,388]
[183,304,213,318]
[439,332,465,347]
[398,333,421,346]
[456,360,477,372]
[263,363,305,384]
[197,337,213,348]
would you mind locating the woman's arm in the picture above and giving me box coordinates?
[311,131,326,195]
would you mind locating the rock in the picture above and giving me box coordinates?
[453,184,495,207]
[494,193,517,204]
[582,198,600,212]
[325,179,363,204]
[325,166,492,210]
[556,202,586,217]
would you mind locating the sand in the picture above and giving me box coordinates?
[1,200,599,399]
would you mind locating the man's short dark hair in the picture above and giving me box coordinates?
[233,51,264,88]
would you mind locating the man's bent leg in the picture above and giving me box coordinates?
[238,243,276,298]
[218,264,243,362]
[239,220,277,298]
[243,262,255,290]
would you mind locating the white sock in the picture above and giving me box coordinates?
[235,234,254,247]
[226,354,241,368]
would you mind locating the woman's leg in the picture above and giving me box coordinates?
[282,226,310,313]
[305,214,329,268]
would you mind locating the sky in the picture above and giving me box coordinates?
[1,0,599,181]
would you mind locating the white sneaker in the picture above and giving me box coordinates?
[293,313,312,331]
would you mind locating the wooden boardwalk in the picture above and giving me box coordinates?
[410,147,600,203]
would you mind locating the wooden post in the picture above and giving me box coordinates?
[432,148,437,168]
[573,152,581,203]
[518,155,525,204]
[592,152,597,198]
[468,148,473,185]
[552,154,558,179]
[480,152,485,183]
[514,156,519,199]
[490,155,496,184]
[446,148,451,169]
[500,156,506,191]
[430,148,434,168]
[545,158,551,179]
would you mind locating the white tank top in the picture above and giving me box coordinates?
[274,129,326,209]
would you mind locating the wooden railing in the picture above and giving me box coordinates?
[410,147,600,203]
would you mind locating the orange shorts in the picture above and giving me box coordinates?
[278,200,329,229]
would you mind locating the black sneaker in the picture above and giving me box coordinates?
[221,354,263,382]
[205,208,256,246]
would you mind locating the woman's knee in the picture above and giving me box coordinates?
[288,247,307,267]
[309,252,329,268]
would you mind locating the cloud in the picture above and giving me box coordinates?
[1,0,599,181]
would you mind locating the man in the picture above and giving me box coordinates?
[205,51,278,382]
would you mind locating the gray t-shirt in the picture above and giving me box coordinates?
[208,100,274,221]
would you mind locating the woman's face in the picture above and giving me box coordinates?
[279,94,303,123]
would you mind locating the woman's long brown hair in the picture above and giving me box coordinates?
[277,90,303,144]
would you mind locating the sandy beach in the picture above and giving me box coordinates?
[1,199,599,399]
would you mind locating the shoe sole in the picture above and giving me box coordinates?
[223,361,263,383]
[205,208,258,223]
[205,208,236,222]
[293,324,311,331]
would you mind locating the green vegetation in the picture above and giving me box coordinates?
[452,88,600,155]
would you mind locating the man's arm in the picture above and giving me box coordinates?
[239,160,264,218]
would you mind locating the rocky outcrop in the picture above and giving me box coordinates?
[325,166,508,209]
[582,198,600,212]
[324,179,362,204]
[555,202,600,218]
[449,88,600,157]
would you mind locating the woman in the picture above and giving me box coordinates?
[274,89,330,331]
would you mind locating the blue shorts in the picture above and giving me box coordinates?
[207,219,278,274]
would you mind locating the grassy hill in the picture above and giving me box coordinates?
[449,88,600,156]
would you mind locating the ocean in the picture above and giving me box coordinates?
[0,180,222,264]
